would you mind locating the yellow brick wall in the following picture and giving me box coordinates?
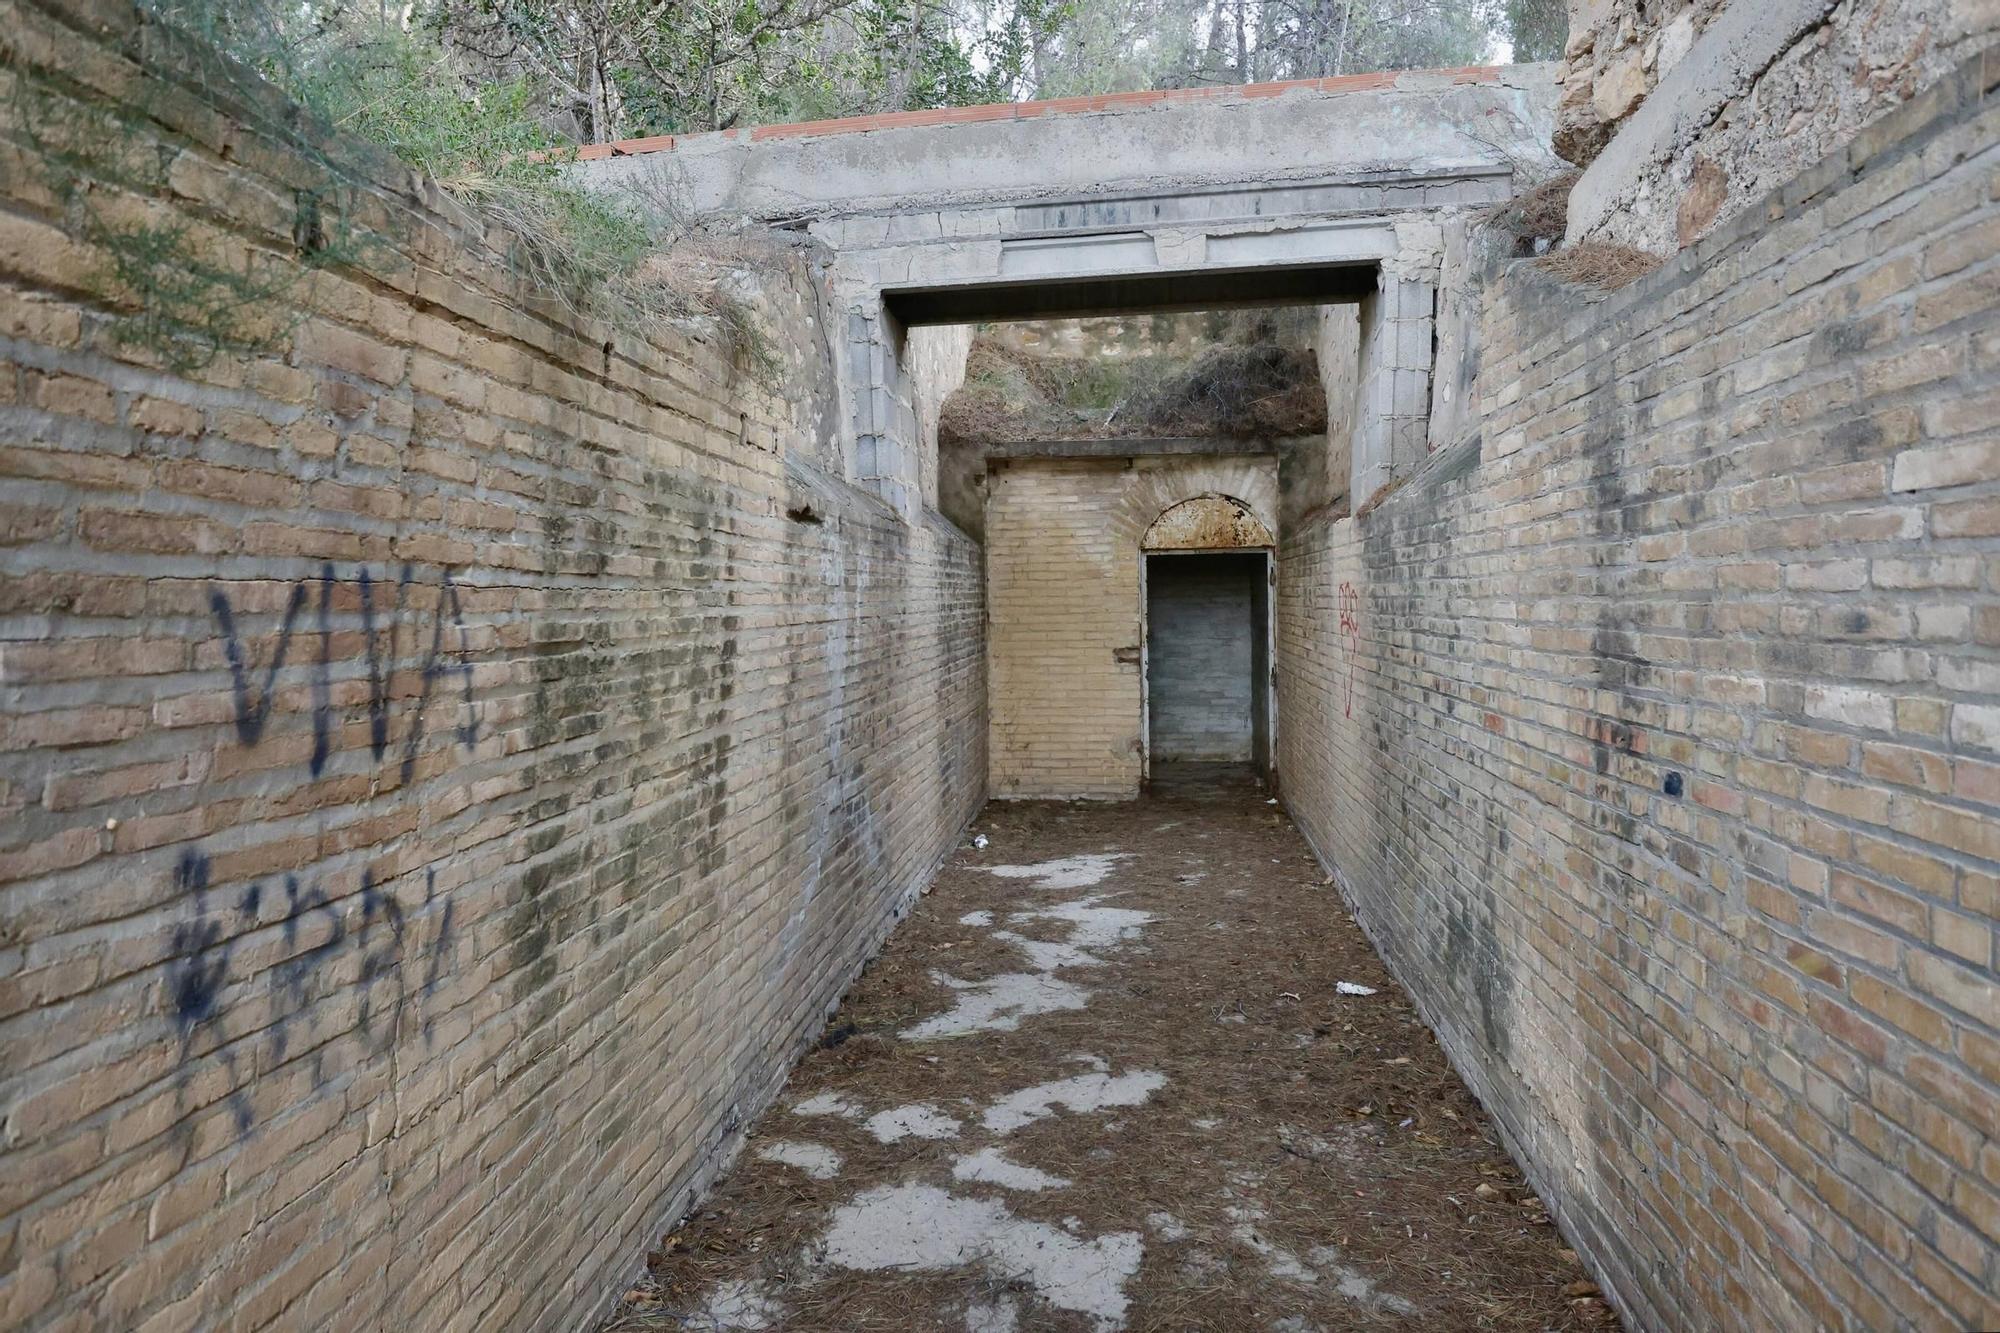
[986,455,1277,798]
[1279,55,2000,1333]
[0,5,984,1329]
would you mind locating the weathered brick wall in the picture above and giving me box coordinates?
[0,3,984,1329]
[986,455,1276,798]
[1280,48,2000,1331]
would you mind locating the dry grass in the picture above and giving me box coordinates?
[601,778,1620,1332]
[940,338,1326,445]
[1480,171,1580,251]
[1534,241,1663,292]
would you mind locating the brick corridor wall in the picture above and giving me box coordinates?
[0,4,985,1329]
[1278,50,2000,1332]
[985,455,1277,798]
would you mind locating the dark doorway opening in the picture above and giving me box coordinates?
[1145,550,1272,781]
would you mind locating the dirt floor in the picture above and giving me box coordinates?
[602,769,1619,1332]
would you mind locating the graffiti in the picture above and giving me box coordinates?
[167,850,229,1034]
[1338,581,1361,719]
[154,573,477,1135]
[209,562,478,780]
[166,852,456,1135]
[166,849,254,1133]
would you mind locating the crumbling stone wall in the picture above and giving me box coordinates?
[1559,0,1997,252]
[0,3,984,1329]
[1281,50,2000,1330]
[986,455,1277,798]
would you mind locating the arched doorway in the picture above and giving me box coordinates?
[1140,496,1275,786]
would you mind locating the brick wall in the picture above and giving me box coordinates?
[0,3,984,1329]
[986,455,1276,798]
[1279,49,2000,1330]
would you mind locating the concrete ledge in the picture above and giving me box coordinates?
[581,66,1559,221]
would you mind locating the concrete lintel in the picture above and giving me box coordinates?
[578,67,1559,223]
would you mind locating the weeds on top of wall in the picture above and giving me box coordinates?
[1479,169,1578,256]
[6,39,374,372]
[1480,172,1663,292]
[8,0,769,371]
[1532,241,1661,291]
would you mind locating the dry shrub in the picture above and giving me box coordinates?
[940,337,1326,444]
[1135,342,1327,437]
[1534,240,1663,292]
[625,225,799,370]
[1480,171,1579,253]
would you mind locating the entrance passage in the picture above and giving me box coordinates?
[1146,551,1271,773]
[602,781,1600,1330]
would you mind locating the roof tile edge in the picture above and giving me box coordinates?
[573,64,1509,161]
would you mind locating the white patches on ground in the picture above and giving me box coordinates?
[864,1103,962,1142]
[982,1068,1168,1133]
[791,1091,863,1119]
[952,1146,1070,1191]
[1228,1205,1317,1282]
[1147,1211,1190,1241]
[991,930,1103,971]
[990,896,1152,969]
[1014,898,1152,950]
[822,1183,1143,1330]
[701,1278,782,1330]
[983,853,1128,891]
[1306,1247,1421,1315]
[1222,1173,1418,1315]
[899,970,1090,1040]
[726,846,1166,1331]
[964,1295,1021,1333]
[753,1140,842,1180]
[908,850,1151,1038]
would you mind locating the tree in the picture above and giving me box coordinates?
[1503,0,1565,62]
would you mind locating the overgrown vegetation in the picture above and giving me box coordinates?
[16,0,1560,367]
[178,0,1560,150]
[1481,168,1577,255]
[147,0,675,319]
[941,313,1327,442]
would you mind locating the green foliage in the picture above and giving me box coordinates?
[290,30,660,314]
[11,0,1533,371]
[1504,0,1565,62]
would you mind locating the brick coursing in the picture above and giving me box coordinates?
[0,2,984,1329]
[1279,50,2000,1330]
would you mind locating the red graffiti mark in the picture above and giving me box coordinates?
[1338,582,1361,719]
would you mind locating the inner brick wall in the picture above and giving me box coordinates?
[1278,51,2000,1331]
[0,3,984,1328]
[984,454,1278,798]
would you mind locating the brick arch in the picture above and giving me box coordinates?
[1116,459,1280,549]
[1140,494,1275,551]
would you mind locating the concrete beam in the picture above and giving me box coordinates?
[578,66,1559,223]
